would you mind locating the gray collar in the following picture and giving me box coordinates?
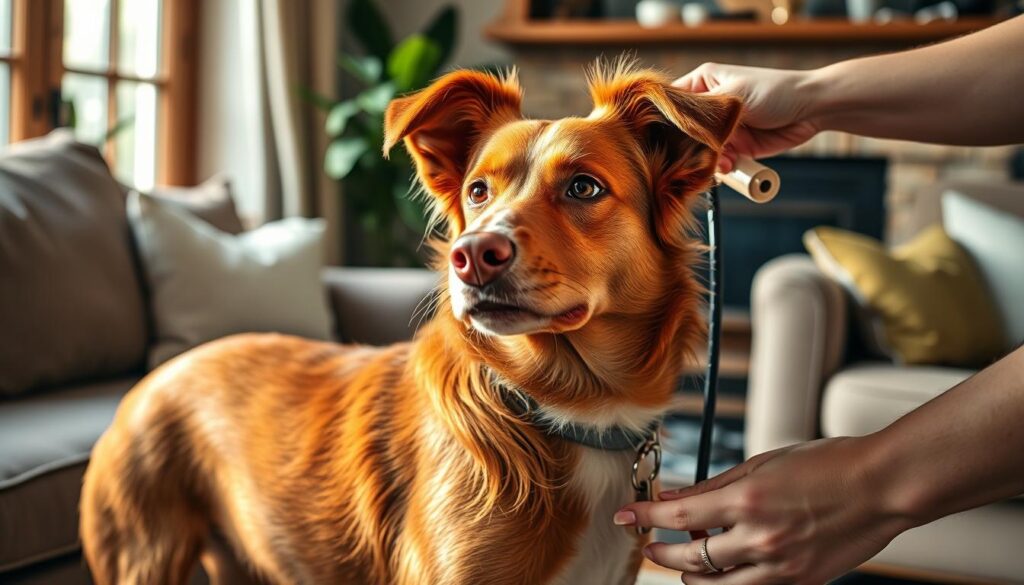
[495,376,660,451]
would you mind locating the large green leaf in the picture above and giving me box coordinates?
[325,136,370,179]
[325,100,360,137]
[355,83,395,114]
[337,53,382,86]
[423,6,458,71]
[387,35,443,93]
[346,0,393,62]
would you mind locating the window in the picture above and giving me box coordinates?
[5,0,197,187]
[62,0,161,190]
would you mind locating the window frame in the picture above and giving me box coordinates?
[7,0,198,186]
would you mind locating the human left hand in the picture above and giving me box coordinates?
[613,437,913,584]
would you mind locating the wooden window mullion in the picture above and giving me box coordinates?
[105,0,118,161]
[158,0,197,186]
[10,0,61,141]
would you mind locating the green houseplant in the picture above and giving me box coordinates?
[319,0,458,266]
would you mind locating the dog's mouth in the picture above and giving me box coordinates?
[468,300,539,321]
[465,298,590,335]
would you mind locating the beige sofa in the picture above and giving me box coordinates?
[0,133,437,583]
[747,180,1024,583]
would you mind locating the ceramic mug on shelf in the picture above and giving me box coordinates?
[637,0,681,27]
[681,2,710,25]
[846,0,879,22]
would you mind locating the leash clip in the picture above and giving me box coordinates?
[631,429,661,535]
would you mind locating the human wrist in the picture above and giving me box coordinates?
[797,63,845,133]
[858,428,933,531]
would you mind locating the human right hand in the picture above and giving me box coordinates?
[674,63,822,172]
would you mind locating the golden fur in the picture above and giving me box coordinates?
[80,61,740,585]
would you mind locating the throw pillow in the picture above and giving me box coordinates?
[128,191,331,368]
[0,130,148,395]
[804,225,1005,367]
[144,175,246,235]
[943,191,1024,348]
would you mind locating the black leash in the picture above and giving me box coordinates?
[695,185,722,485]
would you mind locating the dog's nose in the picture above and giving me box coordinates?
[450,232,516,287]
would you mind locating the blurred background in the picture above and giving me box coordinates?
[2,1,1023,583]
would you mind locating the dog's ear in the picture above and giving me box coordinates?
[588,64,742,249]
[384,70,523,233]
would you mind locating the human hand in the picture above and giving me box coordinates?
[674,63,822,173]
[614,437,914,584]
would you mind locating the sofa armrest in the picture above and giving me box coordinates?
[322,267,439,345]
[746,255,848,457]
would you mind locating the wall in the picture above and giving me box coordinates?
[374,0,511,67]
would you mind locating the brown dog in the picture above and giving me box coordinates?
[80,61,740,585]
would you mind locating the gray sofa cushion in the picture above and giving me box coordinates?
[0,130,148,395]
[0,377,137,572]
[323,268,439,345]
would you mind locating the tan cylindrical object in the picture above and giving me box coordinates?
[715,157,781,203]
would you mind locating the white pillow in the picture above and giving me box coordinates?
[942,191,1024,348]
[128,191,332,368]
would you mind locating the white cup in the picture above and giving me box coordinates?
[637,0,681,27]
[681,2,709,26]
[846,0,879,22]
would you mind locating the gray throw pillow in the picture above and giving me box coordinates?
[943,191,1024,349]
[0,130,148,395]
[127,191,331,368]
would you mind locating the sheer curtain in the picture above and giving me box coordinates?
[198,0,341,262]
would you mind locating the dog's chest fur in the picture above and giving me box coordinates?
[551,448,640,585]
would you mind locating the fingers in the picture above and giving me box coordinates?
[644,531,747,574]
[715,150,736,174]
[673,63,718,93]
[616,490,732,532]
[673,72,709,93]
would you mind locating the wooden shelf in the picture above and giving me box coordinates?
[485,17,1001,46]
[670,392,746,418]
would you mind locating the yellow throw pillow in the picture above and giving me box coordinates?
[804,225,1006,367]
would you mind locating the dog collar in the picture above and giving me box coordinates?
[495,377,660,451]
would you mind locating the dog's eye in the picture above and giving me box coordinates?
[467,181,490,206]
[566,175,604,200]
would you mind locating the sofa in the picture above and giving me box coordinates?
[747,179,1024,583]
[0,132,437,583]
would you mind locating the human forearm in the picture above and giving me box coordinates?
[868,346,1024,528]
[804,15,1024,145]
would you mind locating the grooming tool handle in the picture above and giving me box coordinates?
[715,157,780,203]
